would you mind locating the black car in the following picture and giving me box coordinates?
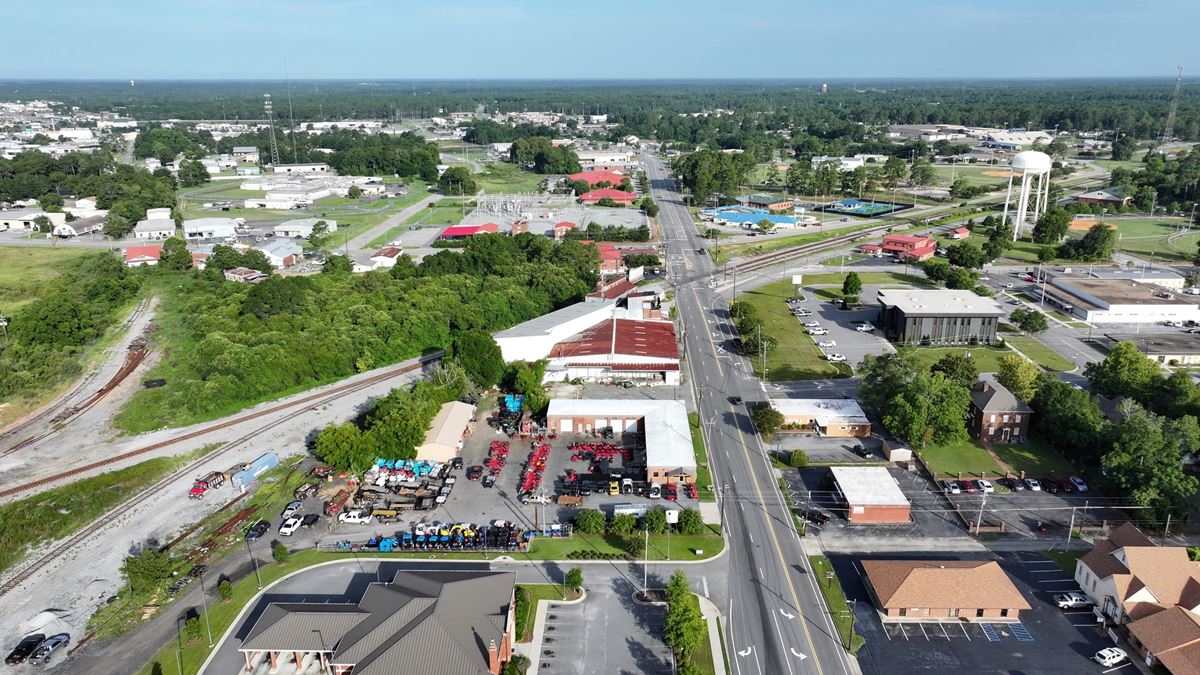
[300,513,321,528]
[851,445,871,458]
[5,634,44,665]
[244,519,270,541]
[187,565,207,578]
[729,396,743,405]
[800,508,830,526]
[481,474,497,488]
[1041,478,1061,494]
[450,457,464,470]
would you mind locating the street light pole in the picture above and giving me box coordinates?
[245,539,262,589]
[198,571,214,647]
[974,494,987,534]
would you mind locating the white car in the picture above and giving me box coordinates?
[826,353,847,362]
[278,516,302,536]
[1055,591,1092,609]
[975,479,994,493]
[817,340,837,348]
[942,480,961,495]
[854,323,874,333]
[803,321,821,328]
[1024,478,1042,491]
[809,327,829,336]
[338,510,373,525]
[1093,647,1127,667]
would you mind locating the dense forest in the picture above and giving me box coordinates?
[0,150,177,223]
[113,233,601,432]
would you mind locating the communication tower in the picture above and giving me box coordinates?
[1159,65,1184,151]
[264,94,281,166]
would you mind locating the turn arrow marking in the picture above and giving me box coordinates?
[780,609,796,620]
[737,647,753,657]
[791,648,808,660]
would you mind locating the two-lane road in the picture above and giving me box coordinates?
[647,155,855,675]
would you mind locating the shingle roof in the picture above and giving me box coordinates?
[1127,606,1200,675]
[971,376,1033,412]
[863,560,1031,611]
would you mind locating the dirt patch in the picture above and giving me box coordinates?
[1068,218,1116,231]
[982,170,1018,178]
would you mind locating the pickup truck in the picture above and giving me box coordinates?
[1054,592,1092,609]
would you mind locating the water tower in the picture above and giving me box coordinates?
[1003,150,1052,241]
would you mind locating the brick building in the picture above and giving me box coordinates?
[863,560,1031,622]
[969,376,1032,444]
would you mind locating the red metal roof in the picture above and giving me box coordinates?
[124,244,162,262]
[579,188,637,204]
[549,319,678,361]
[374,246,403,258]
[566,362,681,371]
[569,170,626,186]
[588,278,638,300]
[439,223,499,238]
[952,227,970,234]
[883,234,934,245]
[860,244,882,251]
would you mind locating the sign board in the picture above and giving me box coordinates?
[791,274,804,286]
[665,508,680,525]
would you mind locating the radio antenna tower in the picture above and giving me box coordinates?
[1159,65,1184,151]
[264,94,281,166]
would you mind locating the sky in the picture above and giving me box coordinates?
[4,0,1198,80]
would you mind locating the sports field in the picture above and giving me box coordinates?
[1101,217,1197,262]
[933,164,1013,188]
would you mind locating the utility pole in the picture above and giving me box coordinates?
[642,525,650,594]
[198,570,214,647]
[1065,506,1077,549]
[246,540,263,589]
[974,495,987,534]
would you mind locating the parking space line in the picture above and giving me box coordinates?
[959,622,970,641]
[939,623,951,640]
[1037,579,1078,584]
[1103,664,1132,674]
[898,624,909,641]
[919,623,930,641]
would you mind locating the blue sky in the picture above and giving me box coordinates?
[4,0,1197,79]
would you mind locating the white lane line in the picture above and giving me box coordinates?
[919,623,930,641]
[702,576,709,598]
[960,622,970,640]
[768,610,796,675]
[1102,664,1132,674]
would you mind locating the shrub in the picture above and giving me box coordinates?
[218,579,232,601]
[787,449,809,468]
[183,617,202,643]
[272,543,289,565]
[573,509,605,534]
[677,508,705,535]
[565,567,583,591]
[624,534,645,558]
[609,513,637,535]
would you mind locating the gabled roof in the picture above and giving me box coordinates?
[242,604,367,651]
[971,376,1033,412]
[1127,606,1200,675]
[373,246,403,259]
[579,188,637,203]
[124,244,162,262]
[1079,523,1200,624]
[569,170,625,186]
[550,318,678,361]
[863,560,1031,611]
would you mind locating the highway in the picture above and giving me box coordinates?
[646,154,856,675]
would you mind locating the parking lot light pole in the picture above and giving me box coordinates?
[974,494,987,534]
[198,570,214,647]
[642,526,650,594]
[245,540,263,589]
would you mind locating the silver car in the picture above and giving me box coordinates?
[29,634,70,665]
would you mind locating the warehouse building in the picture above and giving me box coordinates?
[877,289,1004,345]
[862,560,1031,622]
[1043,276,1200,324]
[830,466,910,524]
[546,399,696,485]
[183,217,240,240]
[494,301,617,362]
[545,318,680,385]
[274,218,338,239]
[769,398,871,437]
[415,401,476,462]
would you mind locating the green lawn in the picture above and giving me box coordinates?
[681,592,718,675]
[525,529,723,562]
[819,253,868,267]
[476,162,546,194]
[0,246,98,314]
[1040,549,1084,574]
[932,165,1010,188]
[809,555,865,654]
[1004,334,1075,371]
[715,222,890,265]
[404,204,468,226]
[515,583,570,642]
[917,437,1003,478]
[688,413,716,502]
[999,239,1064,264]
[1092,158,1147,173]
[1105,217,1198,262]
[991,436,1075,477]
[739,279,846,380]
[801,271,933,288]
[908,345,1017,373]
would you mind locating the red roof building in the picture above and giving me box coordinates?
[191,252,209,270]
[881,234,936,255]
[123,244,163,267]
[569,170,626,187]
[860,244,883,256]
[579,188,637,205]
[550,319,678,361]
[439,222,500,239]
[553,221,576,240]
[948,227,971,240]
[899,245,937,262]
[587,278,639,300]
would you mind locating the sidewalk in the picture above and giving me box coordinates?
[696,594,728,675]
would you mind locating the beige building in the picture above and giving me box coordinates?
[415,401,475,462]
[770,398,871,437]
[863,560,1031,622]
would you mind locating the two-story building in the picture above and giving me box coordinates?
[969,376,1032,444]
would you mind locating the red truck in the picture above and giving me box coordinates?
[188,471,226,499]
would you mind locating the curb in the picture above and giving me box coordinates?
[521,588,588,675]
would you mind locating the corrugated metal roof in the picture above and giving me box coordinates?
[549,319,678,360]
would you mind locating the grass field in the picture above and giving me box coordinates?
[919,437,1002,477]
[689,413,716,502]
[1040,549,1085,574]
[1092,158,1147,173]
[933,164,1010,188]
[1004,334,1075,371]
[908,345,1015,373]
[715,222,885,264]
[0,246,98,313]
[1106,217,1198,262]
[801,271,933,287]
[809,555,865,654]
[404,204,468,226]
[525,529,722,562]
[991,436,1075,477]
[819,252,868,267]
[739,279,846,380]
[476,162,546,193]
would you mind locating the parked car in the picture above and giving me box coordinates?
[854,323,874,332]
[809,327,829,336]
[279,516,302,536]
[975,479,994,493]
[1057,478,1076,494]
[1041,478,1061,494]
[800,508,830,526]
[450,457,464,470]
[665,484,678,501]
[338,510,373,525]
[1023,478,1042,491]
[961,480,976,493]
[649,482,662,499]
[729,396,743,405]
[300,513,321,528]
[482,474,497,488]
[1069,475,1089,492]
[851,445,871,458]
[28,634,69,665]
[1001,477,1024,491]
[826,353,847,362]
[280,500,303,519]
[817,340,837,348]
[802,320,821,328]
[244,520,270,541]
[1054,591,1092,609]
[466,465,484,480]
[943,480,961,495]
[1093,648,1127,666]
[5,634,44,665]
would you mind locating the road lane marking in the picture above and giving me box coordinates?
[791,648,808,660]
[737,647,752,657]
[769,610,797,675]
[702,576,709,597]
[780,609,796,620]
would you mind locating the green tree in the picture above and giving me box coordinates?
[882,156,908,188]
[1009,307,1049,334]
[1102,409,1200,511]
[452,329,504,389]
[842,272,862,297]
[1030,376,1106,461]
[438,165,478,195]
[946,242,988,269]
[347,184,363,199]
[1085,341,1163,400]
[1059,222,1116,261]
[33,215,52,233]
[640,197,659,217]
[1032,206,1071,244]
[756,218,775,233]
[573,509,605,534]
[121,546,173,592]
[663,570,704,659]
[103,212,133,239]
[178,159,211,188]
[1111,135,1137,161]
[184,617,202,643]
[1038,245,1057,262]
[858,350,921,414]
[314,422,374,473]
[38,192,64,212]
[643,507,668,534]
[307,220,332,249]
[218,578,233,601]
[750,402,784,438]
[623,534,645,558]
[159,236,192,271]
[322,254,353,274]
[944,267,979,290]
[677,508,705,535]
[930,352,979,388]
[787,449,809,468]
[908,159,936,187]
[996,355,1040,402]
[565,567,583,592]
[881,371,971,448]
[272,542,289,565]
[609,513,637,535]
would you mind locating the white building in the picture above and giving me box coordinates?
[134,218,176,239]
[274,218,338,239]
[0,209,66,231]
[1044,276,1200,325]
[183,217,240,240]
[493,301,617,362]
[268,163,330,174]
[545,399,696,485]
[575,149,635,169]
[52,215,105,238]
[257,239,303,268]
[370,246,404,268]
[232,146,260,164]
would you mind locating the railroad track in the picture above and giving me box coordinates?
[0,350,443,599]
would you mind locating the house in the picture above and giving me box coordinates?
[586,277,639,301]
[736,193,793,212]
[546,399,695,485]
[224,267,269,284]
[52,215,105,238]
[415,401,476,462]
[183,217,239,240]
[258,239,303,269]
[274,218,338,239]
[123,244,162,268]
[877,289,1004,345]
[569,170,626,187]
[544,318,680,385]
[238,570,517,675]
[370,246,405,268]
[969,376,1032,444]
[862,560,1031,623]
[829,466,911,524]
[134,215,176,240]
[438,223,499,240]
[859,243,883,256]
[0,209,66,231]
[268,163,330,174]
[1075,523,1200,674]
[578,188,637,205]
[947,227,971,240]
[1076,187,1132,208]
[769,399,871,437]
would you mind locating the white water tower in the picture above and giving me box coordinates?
[1002,150,1052,241]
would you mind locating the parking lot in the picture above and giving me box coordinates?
[790,288,894,368]
[830,553,1120,674]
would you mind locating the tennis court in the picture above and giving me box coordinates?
[823,199,906,217]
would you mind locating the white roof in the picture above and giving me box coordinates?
[547,399,695,471]
[1,208,46,220]
[183,217,239,232]
[416,401,475,462]
[830,466,909,507]
[495,301,615,339]
[770,398,869,426]
[877,289,1003,317]
[135,218,175,232]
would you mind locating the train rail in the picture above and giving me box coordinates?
[0,350,443,599]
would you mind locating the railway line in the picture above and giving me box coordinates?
[0,350,443,599]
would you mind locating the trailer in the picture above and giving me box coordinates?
[555,494,583,506]
[231,452,279,489]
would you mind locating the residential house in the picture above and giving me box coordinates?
[769,399,872,437]
[1075,523,1200,674]
[134,212,176,240]
[947,227,971,240]
[862,560,1031,622]
[552,221,576,240]
[969,376,1032,444]
[123,244,162,268]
